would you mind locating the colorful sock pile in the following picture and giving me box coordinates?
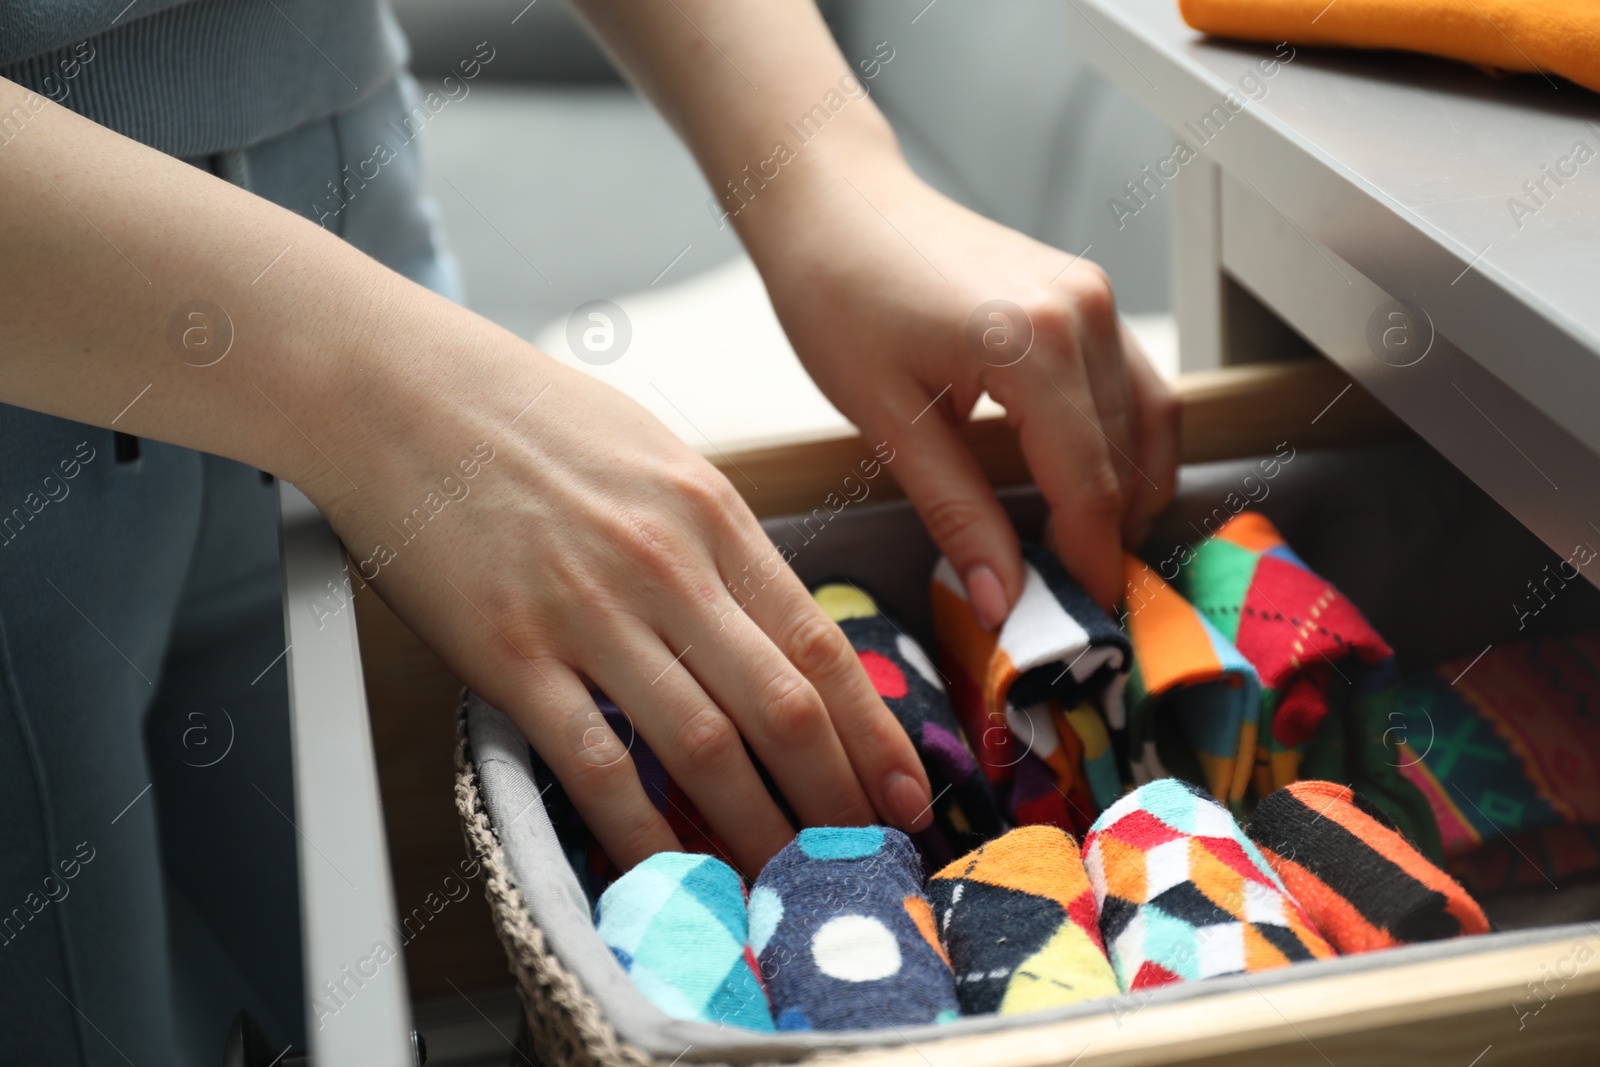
[1122,554,1262,812]
[750,827,960,1030]
[1061,702,1124,812]
[1176,512,1439,856]
[1389,633,1600,857]
[812,582,1005,866]
[932,545,1130,834]
[1083,779,1334,991]
[926,825,1118,1015]
[595,853,775,1031]
[1246,781,1490,954]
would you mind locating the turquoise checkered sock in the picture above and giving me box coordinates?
[595,853,774,1031]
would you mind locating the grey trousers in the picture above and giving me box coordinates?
[0,73,459,1066]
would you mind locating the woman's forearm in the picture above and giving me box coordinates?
[0,77,506,507]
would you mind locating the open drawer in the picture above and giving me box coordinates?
[449,359,1600,1067]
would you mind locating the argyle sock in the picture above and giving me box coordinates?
[1083,778,1334,991]
[812,581,1005,865]
[927,825,1118,1015]
[1389,633,1600,857]
[1123,554,1261,812]
[1246,781,1489,954]
[750,826,959,1030]
[1175,512,1438,853]
[595,853,775,1031]
[932,545,1130,833]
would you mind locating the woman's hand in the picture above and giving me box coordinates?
[308,304,933,877]
[561,0,1178,620]
[745,155,1180,618]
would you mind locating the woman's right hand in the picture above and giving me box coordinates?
[307,295,933,876]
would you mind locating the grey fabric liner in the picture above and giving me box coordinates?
[468,443,1600,1063]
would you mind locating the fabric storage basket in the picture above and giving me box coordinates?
[454,438,1600,1067]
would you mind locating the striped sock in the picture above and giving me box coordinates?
[750,827,959,1031]
[1083,779,1334,991]
[595,853,774,1031]
[927,825,1118,1015]
[1246,781,1490,954]
[812,581,1005,865]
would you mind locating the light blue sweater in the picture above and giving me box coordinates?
[0,0,405,157]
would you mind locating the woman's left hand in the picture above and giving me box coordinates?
[744,155,1180,620]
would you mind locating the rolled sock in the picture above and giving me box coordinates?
[927,826,1119,1015]
[1083,779,1334,992]
[932,546,1130,833]
[750,827,959,1031]
[1391,633,1600,857]
[1061,702,1124,812]
[1176,512,1438,854]
[1246,781,1490,954]
[1122,554,1261,811]
[812,582,1005,864]
[596,853,775,1031]
[1176,513,1381,789]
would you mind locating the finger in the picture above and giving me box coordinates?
[729,554,934,834]
[1061,268,1138,507]
[588,627,796,876]
[1119,323,1180,547]
[498,662,680,873]
[871,383,1024,631]
[1049,267,1152,550]
[1011,354,1125,611]
[679,583,878,830]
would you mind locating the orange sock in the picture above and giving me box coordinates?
[1246,781,1490,954]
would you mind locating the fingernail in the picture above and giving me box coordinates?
[965,564,1009,631]
[885,771,933,832]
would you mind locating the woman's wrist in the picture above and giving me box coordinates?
[718,106,909,260]
[292,277,532,517]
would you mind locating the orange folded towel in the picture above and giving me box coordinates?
[1178,0,1600,96]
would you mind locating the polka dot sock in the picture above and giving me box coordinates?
[812,582,1005,865]
[1122,554,1262,812]
[1246,781,1490,954]
[1083,779,1334,992]
[927,825,1119,1015]
[595,853,774,1031]
[931,546,1131,835]
[750,826,959,1031]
